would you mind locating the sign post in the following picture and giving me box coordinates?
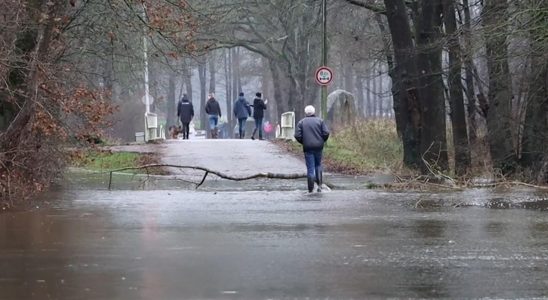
[320,0,328,119]
[316,66,333,119]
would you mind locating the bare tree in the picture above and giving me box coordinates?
[483,0,516,171]
[443,0,471,175]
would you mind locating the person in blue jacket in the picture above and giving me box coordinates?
[233,92,251,139]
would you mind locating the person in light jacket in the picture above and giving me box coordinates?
[294,105,330,192]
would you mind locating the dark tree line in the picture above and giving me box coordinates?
[347,0,547,182]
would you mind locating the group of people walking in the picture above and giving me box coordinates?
[233,92,267,139]
[177,93,330,193]
[176,91,267,140]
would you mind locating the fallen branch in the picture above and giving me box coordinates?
[469,181,548,190]
[107,164,307,189]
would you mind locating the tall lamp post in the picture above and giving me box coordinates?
[141,3,157,140]
[320,0,328,119]
[142,3,150,114]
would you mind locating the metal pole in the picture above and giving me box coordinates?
[321,0,328,119]
[142,3,150,114]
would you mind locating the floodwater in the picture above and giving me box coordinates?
[1,172,548,299]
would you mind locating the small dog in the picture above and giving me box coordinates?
[168,125,183,139]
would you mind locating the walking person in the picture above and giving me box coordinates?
[177,94,194,140]
[251,92,267,140]
[205,93,222,139]
[233,92,251,139]
[294,105,330,193]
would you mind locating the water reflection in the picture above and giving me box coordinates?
[1,181,548,298]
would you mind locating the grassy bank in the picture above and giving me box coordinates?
[276,119,403,175]
[70,150,167,175]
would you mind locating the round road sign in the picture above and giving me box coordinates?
[315,66,333,85]
[141,94,155,105]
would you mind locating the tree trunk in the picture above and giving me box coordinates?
[356,75,364,119]
[235,48,242,95]
[461,0,479,148]
[288,71,299,119]
[416,0,448,172]
[269,59,285,125]
[224,49,233,136]
[198,59,207,130]
[366,71,372,118]
[261,57,274,122]
[483,0,516,172]
[209,53,216,94]
[183,59,193,105]
[443,0,471,175]
[232,47,240,111]
[344,61,354,93]
[375,13,400,131]
[378,65,384,117]
[372,65,378,118]
[166,73,176,136]
[521,1,548,182]
[383,0,422,168]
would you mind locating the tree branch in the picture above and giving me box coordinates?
[343,0,386,14]
[107,164,307,189]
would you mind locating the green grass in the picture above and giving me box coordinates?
[71,150,143,173]
[325,119,403,173]
[282,119,403,174]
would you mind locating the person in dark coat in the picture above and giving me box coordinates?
[294,105,330,192]
[233,92,251,139]
[205,93,222,139]
[251,92,267,140]
[177,94,194,139]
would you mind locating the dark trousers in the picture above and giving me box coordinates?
[238,118,247,138]
[253,117,263,139]
[182,122,190,139]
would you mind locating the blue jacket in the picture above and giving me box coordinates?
[294,115,330,151]
[233,96,251,119]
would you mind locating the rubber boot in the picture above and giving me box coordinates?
[251,128,257,140]
[316,170,323,192]
[213,128,218,139]
[307,177,315,193]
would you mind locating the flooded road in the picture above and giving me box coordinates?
[1,175,548,299]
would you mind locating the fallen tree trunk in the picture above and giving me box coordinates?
[107,164,307,189]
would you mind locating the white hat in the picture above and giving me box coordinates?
[304,105,315,116]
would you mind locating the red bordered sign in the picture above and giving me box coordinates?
[315,66,333,85]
